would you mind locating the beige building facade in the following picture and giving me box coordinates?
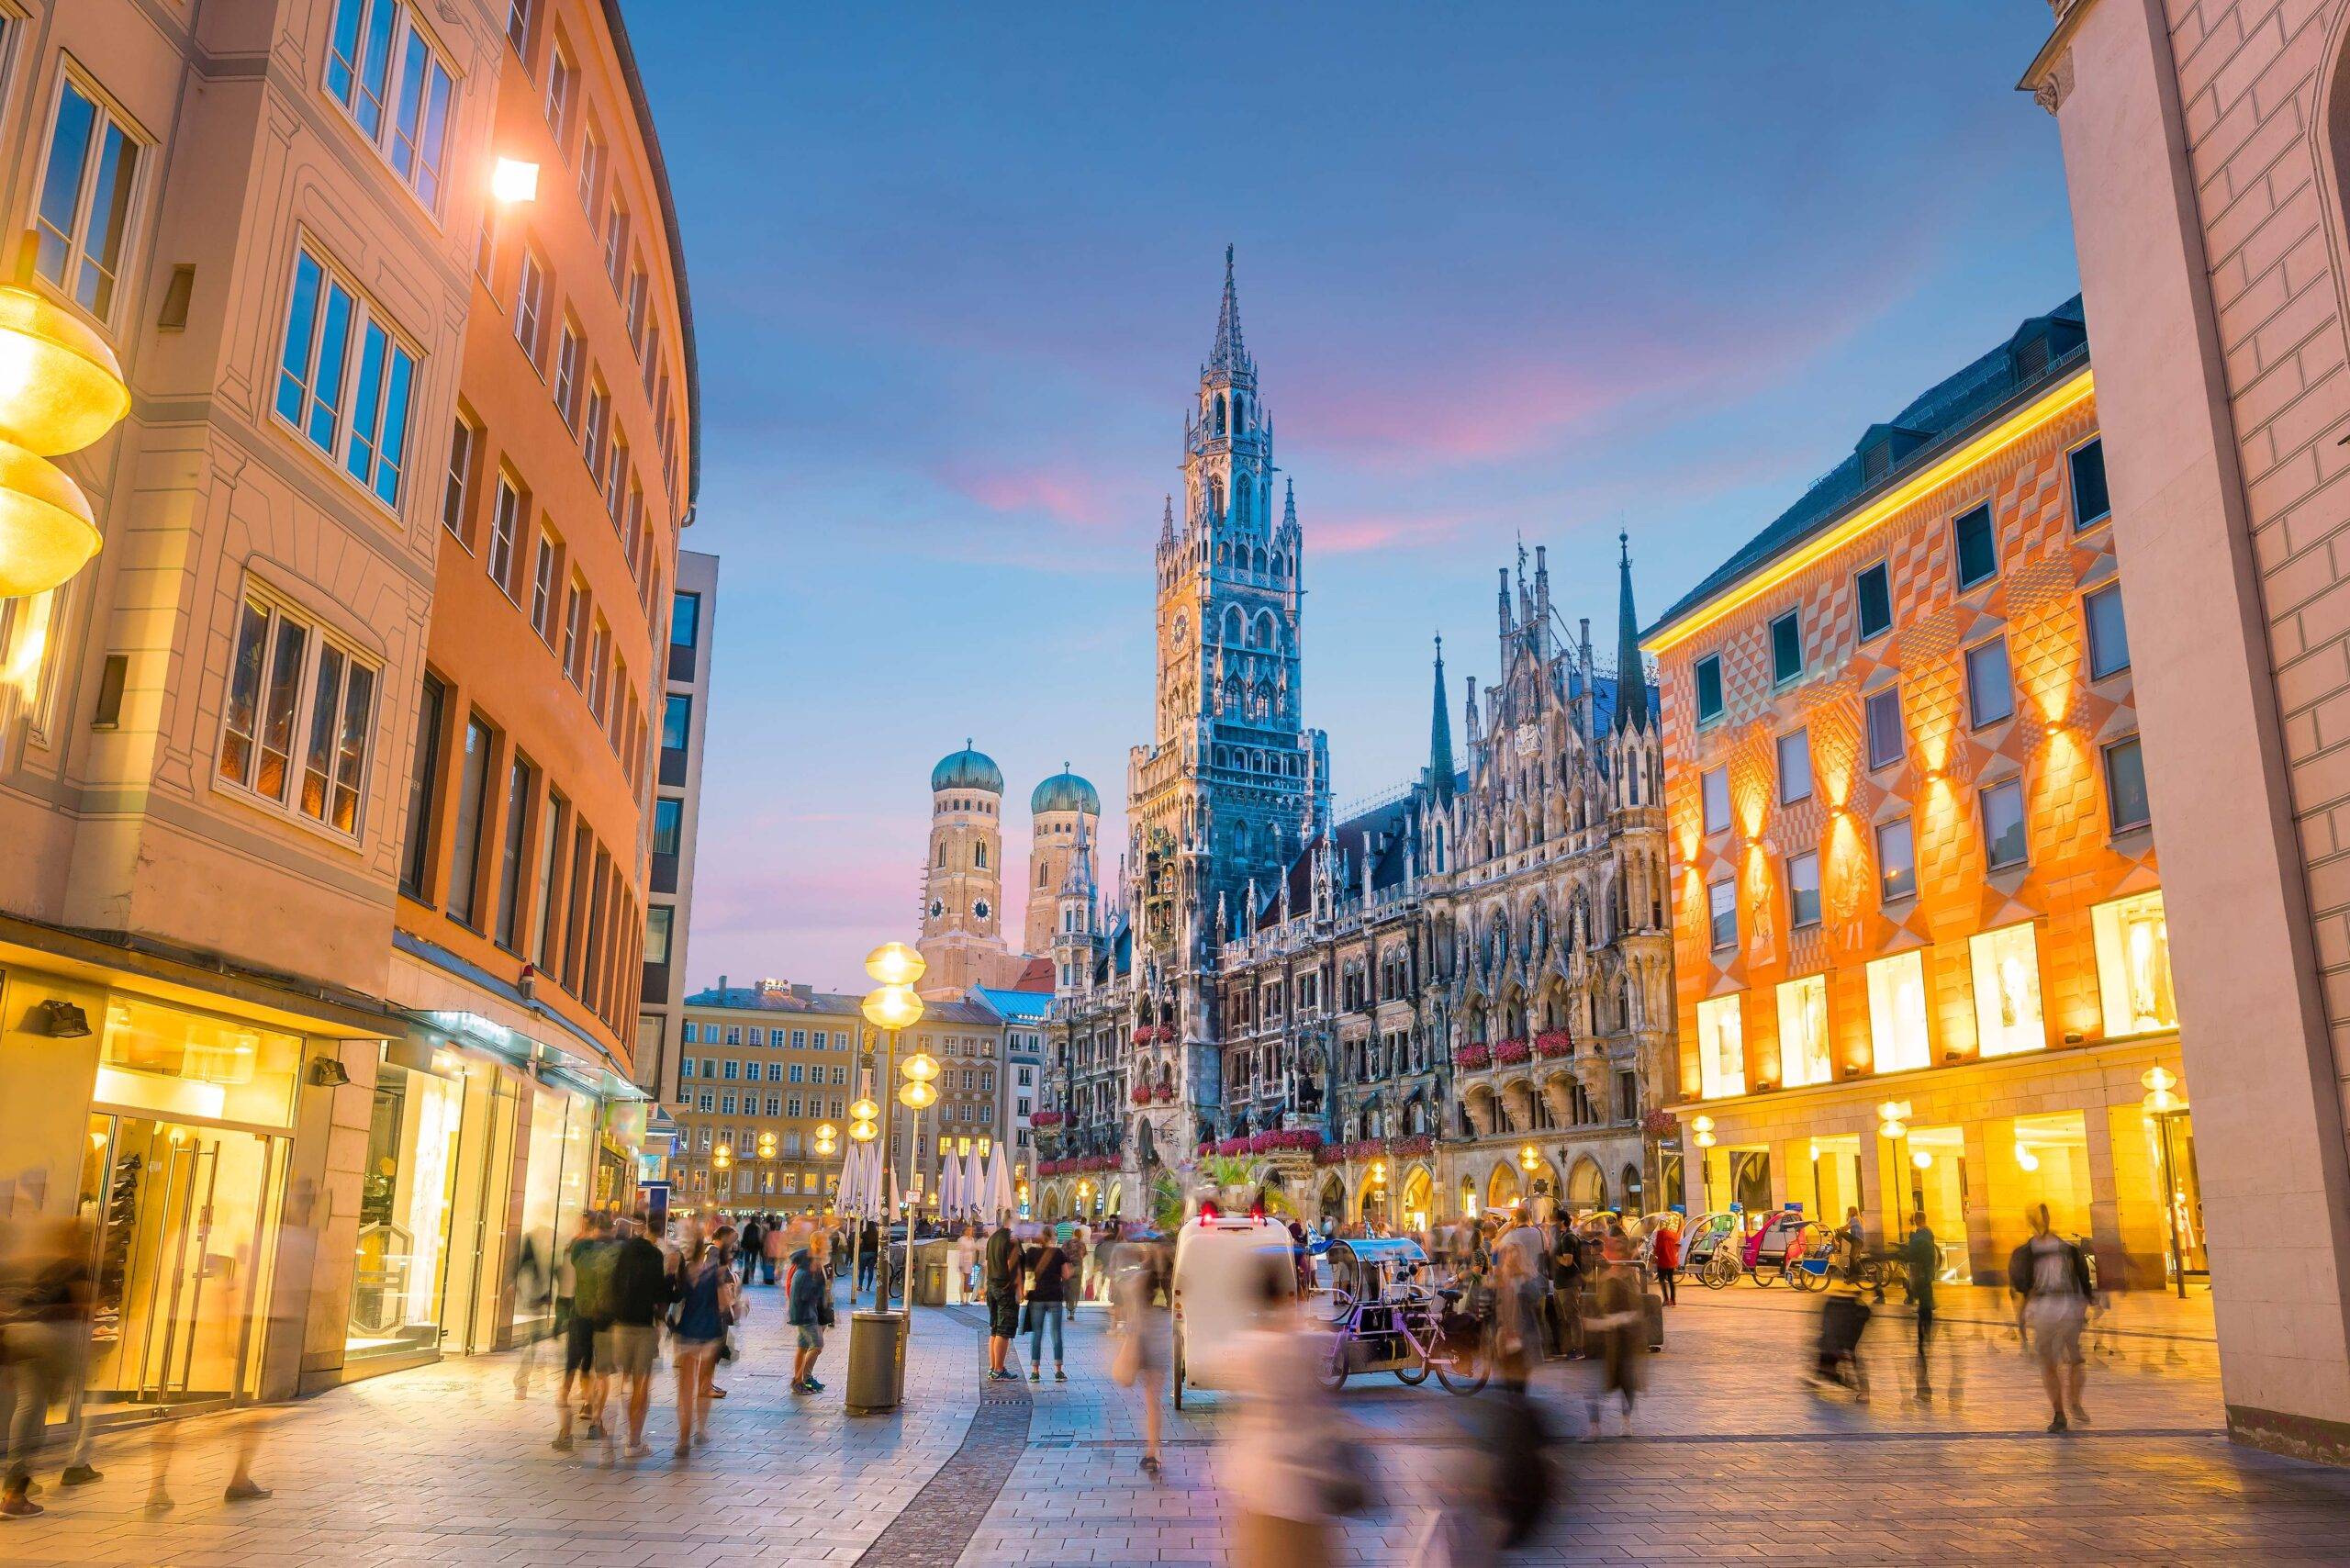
[2024,0,2350,1460]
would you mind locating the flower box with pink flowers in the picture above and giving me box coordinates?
[1492,1039,1532,1065]
[1456,1043,1492,1070]
[1533,1029,1573,1060]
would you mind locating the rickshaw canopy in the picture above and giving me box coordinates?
[1325,1236,1427,1269]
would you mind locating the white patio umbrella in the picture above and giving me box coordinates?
[939,1147,962,1218]
[963,1144,987,1222]
[987,1142,1015,1222]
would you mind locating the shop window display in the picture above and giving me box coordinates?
[2092,890,2177,1038]
[348,1056,464,1361]
[1970,921,2046,1058]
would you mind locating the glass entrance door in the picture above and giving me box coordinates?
[84,1114,283,1416]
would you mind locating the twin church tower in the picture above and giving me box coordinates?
[915,744,1100,996]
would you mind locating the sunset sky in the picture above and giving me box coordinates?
[629,3,2081,992]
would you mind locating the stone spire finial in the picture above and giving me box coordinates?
[1208,244,1252,379]
[1428,633,1456,808]
[1614,531,1649,734]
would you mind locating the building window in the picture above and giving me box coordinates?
[493,755,533,948]
[1695,994,1744,1099]
[532,791,566,967]
[1707,879,1736,952]
[1854,560,1893,642]
[1980,777,2028,870]
[275,248,419,506]
[1695,654,1724,725]
[1700,767,1729,834]
[652,797,682,856]
[1776,973,1830,1089]
[441,414,478,544]
[576,119,606,215]
[554,320,584,427]
[1876,816,1915,904]
[1964,636,2013,728]
[487,474,524,598]
[2084,581,2130,680]
[2070,438,2110,530]
[506,0,532,55]
[545,40,577,145]
[35,73,143,322]
[1769,610,1803,684]
[398,671,445,898]
[444,715,493,924]
[789,1063,804,1084]
[1777,728,1811,805]
[561,577,588,683]
[1970,921,2045,1058]
[2092,890,2176,1038]
[217,594,378,835]
[322,0,455,209]
[2105,736,2151,833]
[512,252,552,375]
[1865,949,1930,1072]
[1786,851,1820,929]
[530,526,560,638]
[1852,689,1901,775]
[1952,504,1998,588]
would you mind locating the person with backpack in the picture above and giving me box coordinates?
[554,1211,614,1453]
[984,1215,1021,1381]
[2010,1204,2096,1431]
[787,1244,834,1394]
[669,1226,737,1458]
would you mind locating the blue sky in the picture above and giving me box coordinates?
[627,2,2079,993]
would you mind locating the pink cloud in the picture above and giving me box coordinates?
[1311,511,1475,554]
[934,460,1118,530]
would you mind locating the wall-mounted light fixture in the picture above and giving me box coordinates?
[31,999,90,1037]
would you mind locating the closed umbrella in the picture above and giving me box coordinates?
[940,1147,962,1219]
[987,1143,1015,1223]
[964,1144,987,1222]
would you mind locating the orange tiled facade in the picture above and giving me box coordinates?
[1648,335,2197,1290]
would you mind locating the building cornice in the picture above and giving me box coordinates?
[2019,0,2095,113]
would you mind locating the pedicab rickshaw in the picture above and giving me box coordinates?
[1317,1236,1487,1394]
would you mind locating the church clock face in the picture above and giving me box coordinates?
[929,898,945,920]
[974,898,992,922]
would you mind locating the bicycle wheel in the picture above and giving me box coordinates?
[1701,1251,1737,1289]
[1316,1339,1349,1393]
[1789,1260,1826,1293]
[1395,1347,1430,1386]
[1433,1341,1488,1395]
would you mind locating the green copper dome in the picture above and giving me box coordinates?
[931,743,1003,794]
[1030,769,1101,816]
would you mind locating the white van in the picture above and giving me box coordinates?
[1169,1205,1295,1409]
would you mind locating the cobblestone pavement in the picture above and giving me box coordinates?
[4,1281,2347,1565]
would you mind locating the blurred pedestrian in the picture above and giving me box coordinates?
[737,1215,765,1285]
[956,1222,981,1300]
[788,1244,833,1393]
[1587,1260,1645,1435]
[0,1216,100,1517]
[1223,1260,1350,1567]
[1902,1209,1938,1400]
[554,1211,615,1452]
[1112,1241,1169,1476]
[605,1216,671,1460]
[1650,1219,1679,1306]
[1025,1237,1071,1383]
[2011,1204,2094,1431]
[670,1226,734,1458]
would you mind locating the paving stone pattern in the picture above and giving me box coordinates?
[4,1282,2348,1565]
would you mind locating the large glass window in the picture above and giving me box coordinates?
[1777,728,1812,804]
[1696,994,1745,1099]
[672,590,701,652]
[1876,816,1916,903]
[1866,949,1930,1072]
[1953,503,1998,588]
[662,693,692,750]
[644,904,674,966]
[1695,654,1724,724]
[2106,736,2151,833]
[1776,973,1831,1089]
[1786,851,1820,929]
[1970,921,2046,1058]
[446,716,492,926]
[1854,561,1893,642]
[274,248,418,506]
[1700,767,1729,834]
[35,73,142,320]
[652,797,683,856]
[1707,879,1736,951]
[347,1054,465,1361]
[323,0,454,209]
[494,756,533,949]
[399,672,445,897]
[1981,777,2028,869]
[218,593,377,836]
[2070,438,2111,530]
[2093,890,2177,1038]
[2085,581,2130,680]
[1770,610,1803,684]
[1965,637,2013,728]
[1865,686,1904,770]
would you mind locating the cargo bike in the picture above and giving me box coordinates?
[1316,1236,1488,1394]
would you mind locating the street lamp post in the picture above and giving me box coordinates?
[861,942,927,1316]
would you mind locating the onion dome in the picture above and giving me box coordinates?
[931,741,1003,795]
[1030,767,1102,816]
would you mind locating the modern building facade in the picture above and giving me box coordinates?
[638,547,716,1120]
[378,0,697,1372]
[0,0,697,1428]
[673,980,857,1214]
[1646,301,2193,1294]
[2022,0,2350,1460]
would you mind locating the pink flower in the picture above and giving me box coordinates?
[1457,1044,1492,1070]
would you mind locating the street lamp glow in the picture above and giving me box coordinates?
[848,1096,878,1124]
[861,983,924,1032]
[0,286,130,455]
[490,156,540,204]
[898,1079,936,1110]
[901,1052,940,1084]
[1518,1143,1539,1172]
[864,941,927,987]
[1691,1114,1716,1149]
[848,1117,877,1142]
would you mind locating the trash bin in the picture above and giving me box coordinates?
[845,1310,907,1414]
[912,1238,950,1305]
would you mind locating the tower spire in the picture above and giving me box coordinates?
[1614,531,1648,733]
[1428,633,1456,806]
[1209,243,1251,379]
[1281,476,1295,531]
[1160,494,1175,543]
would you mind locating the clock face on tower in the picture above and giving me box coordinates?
[974,898,992,922]
[929,898,945,920]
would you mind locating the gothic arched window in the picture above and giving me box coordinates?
[1214,392,1227,435]
[1209,476,1225,519]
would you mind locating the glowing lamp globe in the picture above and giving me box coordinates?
[848,1118,877,1143]
[901,1052,940,1084]
[865,941,928,988]
[898,1079,937,1111]
[817,1122,838,1143]
[0,438,97,599]
[0,286,130,456]
[848,1096,878,1124]
[1518,1143,1539,1172]
[861,983,924,1032]
[489,156,540,204]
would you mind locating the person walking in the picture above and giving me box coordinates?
[857,1218,880,1296]
[1112,1241,1169,1476]
[0,1217,101,1518]
[605,1216,671,1461]
[669,1228,735,1458]
[1587,1260,1646,1435]
[1222,1260,1348,1567]
[1026,1237,1071,1383]
[984,1215,1020,1380]
[956,1222,981,1301]
[737,1215,765,1286]
[788,1244,834,1393]
[555,1211,615,1452]
[1902,1209,1939,1400]
[2011,1204,2095,1431]
[1650,1219,1680,1306]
